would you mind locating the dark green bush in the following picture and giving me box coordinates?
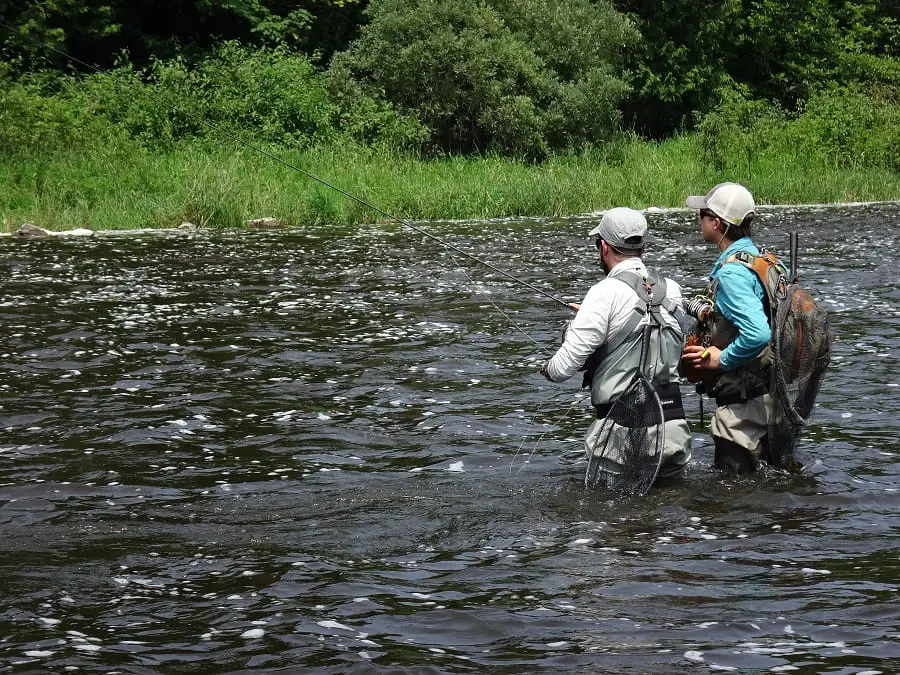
[328,0,637,158]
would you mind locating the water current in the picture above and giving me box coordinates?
[1,202,897,673]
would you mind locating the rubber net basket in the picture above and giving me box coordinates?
[768,284,832,460]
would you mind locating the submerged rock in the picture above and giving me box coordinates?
[246,217,287,229]
[14,223,51,237]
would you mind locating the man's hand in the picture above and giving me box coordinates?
[681,344,722,370]
[568,302,580,312]
[540,362,554,381]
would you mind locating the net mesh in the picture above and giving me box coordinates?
[768,284,832,462]
[585,325,665,495]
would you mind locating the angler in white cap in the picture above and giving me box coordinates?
[681,182,775,472]
[541,207,692,490]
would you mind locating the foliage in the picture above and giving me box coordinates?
[0,0,365,73]
[328,0,638,158]
[0,78,125,156]
[786,87,900,171]
[695,82,899,177]
[614,0,899,137]
[695,83,787,175]
[68,42,339,150]
[614,0,740,137]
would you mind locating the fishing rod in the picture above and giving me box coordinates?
[0,20,574,311]
[789,231,799,283]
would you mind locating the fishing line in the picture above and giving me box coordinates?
[2,20,569,358]
[0,20,571,312]
[3,22,577,456]
[509,390,589,475]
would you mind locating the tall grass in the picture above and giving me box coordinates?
[3,135,898,233]
[1,58,898,232]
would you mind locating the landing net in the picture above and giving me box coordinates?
[585,325,665,495]
[768,284,832,461]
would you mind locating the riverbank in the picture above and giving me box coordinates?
[2,135,899,233]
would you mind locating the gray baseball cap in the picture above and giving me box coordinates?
[588,207,647,250]
[685,182,755,225]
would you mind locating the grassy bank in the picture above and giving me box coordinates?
[2,134,899,233]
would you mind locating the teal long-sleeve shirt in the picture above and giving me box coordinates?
[710,238,772,371]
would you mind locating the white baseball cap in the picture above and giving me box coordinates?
[587,207,647,250]
[685,182,755,225]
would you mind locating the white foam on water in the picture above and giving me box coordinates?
[801,568,831,575]
[240,628,265,639]
[72,644,102,652]
[318,619,353,632]
[447,461,465,472]
[684,650,705,663]
[37,617,60,626]
[570,538,594,546]
[24,651,55,657]
[547,641,568,647]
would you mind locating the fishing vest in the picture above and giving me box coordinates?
[583,269,686,421]
[701,250,779,405]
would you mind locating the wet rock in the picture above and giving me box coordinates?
[14,223,51,238]
[246,217,287,229]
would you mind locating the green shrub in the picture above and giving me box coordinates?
[786,87,900,170]
[69,42,339,150]
[328,0,637,158]
[0,79,125,157]
[695,83,787,174]
[694,81,899,174]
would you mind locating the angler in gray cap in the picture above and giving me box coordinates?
[541,207,692,487]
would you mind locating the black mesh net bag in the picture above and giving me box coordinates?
[768,284,833,463]
[584,325,665,495]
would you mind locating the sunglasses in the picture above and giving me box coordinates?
[699,209,719,220]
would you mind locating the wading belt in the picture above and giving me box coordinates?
[594,382,685,424]
[715,386,767,407]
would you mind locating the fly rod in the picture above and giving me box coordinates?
[0,20,574,311]
[789,231,799,283]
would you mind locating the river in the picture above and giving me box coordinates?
[1,202,897,673]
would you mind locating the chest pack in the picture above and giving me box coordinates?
[726,248,832,428]
[581,269,682,385]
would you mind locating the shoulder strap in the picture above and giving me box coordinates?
[723,249,790,324]
[595,269,666,359]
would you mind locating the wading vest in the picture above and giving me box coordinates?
[583,270,686,421]
[701,254,776,404]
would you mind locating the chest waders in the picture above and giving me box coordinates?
[584,270,685,494]
[719,249,832,462]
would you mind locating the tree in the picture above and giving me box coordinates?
[328,0,638,157]
[0,0,365,75]
[614,0,899,138]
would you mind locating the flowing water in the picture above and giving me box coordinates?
[1,203,897,674]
